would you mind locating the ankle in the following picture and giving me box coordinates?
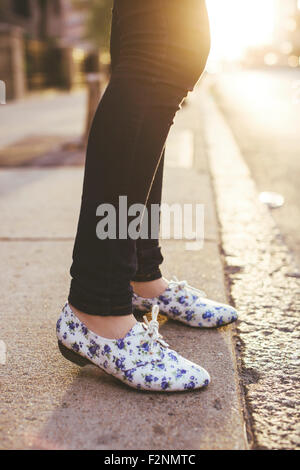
[69,304,136,339]
[131,278,168,299]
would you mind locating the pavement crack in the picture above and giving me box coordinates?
[0,237,74,242]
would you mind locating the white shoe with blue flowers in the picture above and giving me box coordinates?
[56,303,210,392]
[133,277,238,328]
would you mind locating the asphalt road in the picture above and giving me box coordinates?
[212,68,300,268]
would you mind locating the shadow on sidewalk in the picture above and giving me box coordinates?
[0,136,85,168]
[22,319,238,451]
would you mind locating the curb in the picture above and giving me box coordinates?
[202,85,300,450]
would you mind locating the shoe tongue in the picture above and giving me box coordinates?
[124,321,168,361]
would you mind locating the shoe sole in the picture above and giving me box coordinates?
[58,341,210,392]
[58,341,94,367]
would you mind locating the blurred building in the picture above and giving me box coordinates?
[0,0,91,100]
[0,0,90,43]
[244,0,300,68]
[1,0,66,39]
[274,0,300,56]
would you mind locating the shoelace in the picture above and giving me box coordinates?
[142,305,169,349]
[169,275,207,299]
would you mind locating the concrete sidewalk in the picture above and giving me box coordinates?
[0,89,86,151]
[0,86,247,450]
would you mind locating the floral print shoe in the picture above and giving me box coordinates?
[56,303,210,392]
[132,276,238,328]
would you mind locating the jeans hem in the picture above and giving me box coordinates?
[131,269,162,283]
[68,294,133,317]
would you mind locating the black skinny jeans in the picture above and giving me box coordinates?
[69,0,210,316]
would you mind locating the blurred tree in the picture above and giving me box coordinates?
[0,0,4,19]
[72,0,113,50]
[13,0,31,17]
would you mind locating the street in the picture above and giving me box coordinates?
[212,68,300,268]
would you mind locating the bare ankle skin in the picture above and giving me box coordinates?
[69,304,137,339]
[131,278,168,299]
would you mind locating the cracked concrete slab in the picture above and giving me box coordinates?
[0,86,247,450]
[0,238,246,450]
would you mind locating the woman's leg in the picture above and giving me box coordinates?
[131,0,211,299]
[57,0,212,392]
[130,149,169,298]
[68,0,210,335]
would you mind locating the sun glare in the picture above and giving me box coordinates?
[206,0,276,61]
